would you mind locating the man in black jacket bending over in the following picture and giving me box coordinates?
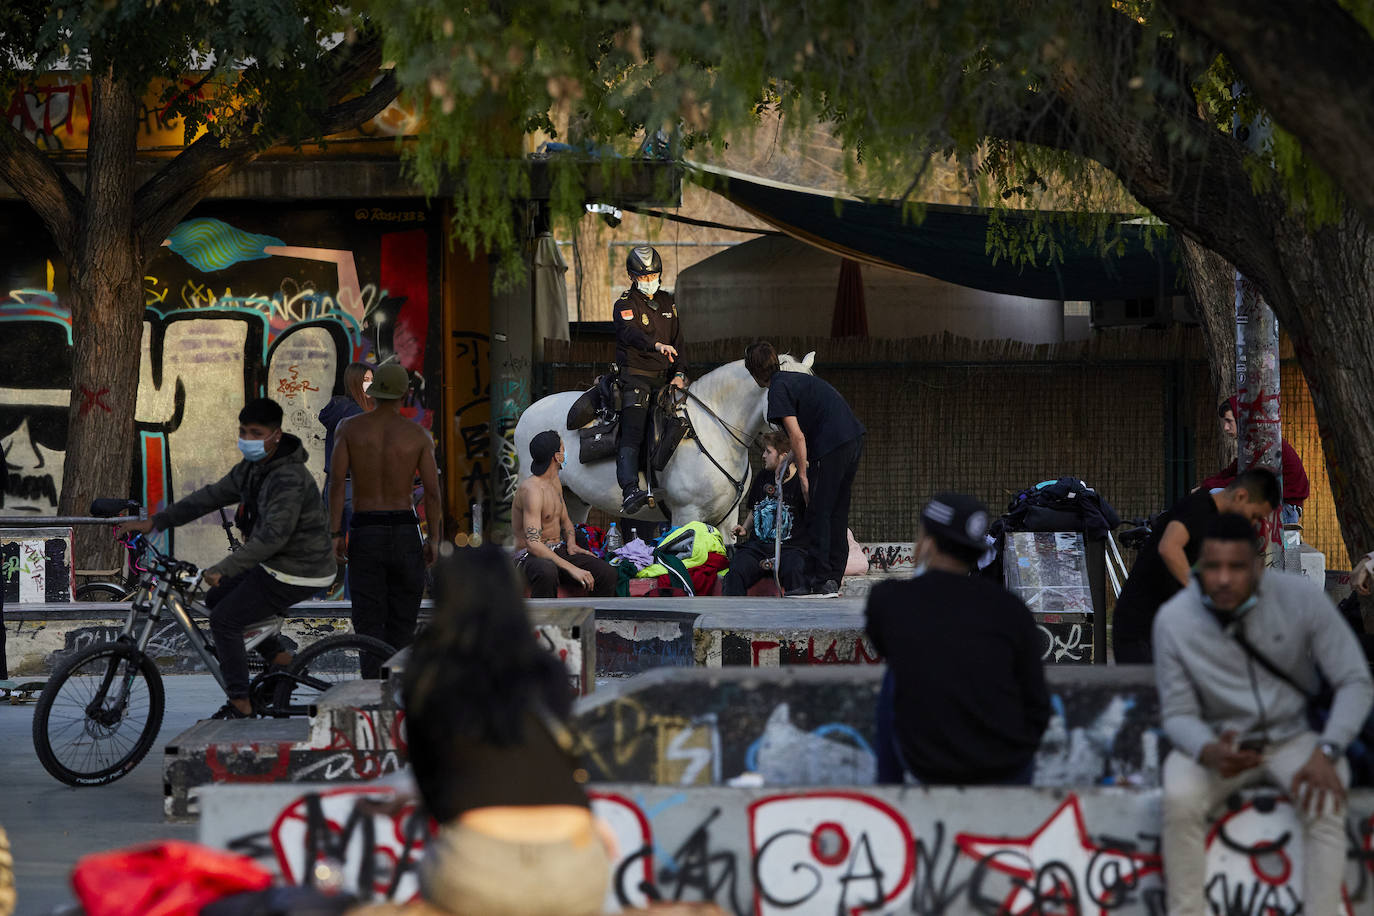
[118,397,335,719]
[866,492,1051,785]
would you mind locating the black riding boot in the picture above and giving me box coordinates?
[617,446,650,514]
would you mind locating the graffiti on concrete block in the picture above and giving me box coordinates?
[212,786,1373,914]
[597,618,696,677]
[1037,619,1093,664]
[1,535,72,602]
[716,633,881,668]
[862,542,915,573]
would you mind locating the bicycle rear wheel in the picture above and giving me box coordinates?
[273,634,395,714]
[32,643,165,786]
[74,582,130,602]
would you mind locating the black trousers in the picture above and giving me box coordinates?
[348,513,426,678]
[206,568,319,699]
[723,540,807,595]
[0,589,7,680]
[616,375,655,490]
[803,436,864,587]
[521,544,618,598]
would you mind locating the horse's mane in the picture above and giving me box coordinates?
[688,353,808,405]
[688,358,751,406]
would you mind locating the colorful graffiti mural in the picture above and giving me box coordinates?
[0,202,440,568]
[206,784,1374,915]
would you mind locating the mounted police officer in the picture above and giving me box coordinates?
[613,245,687,514]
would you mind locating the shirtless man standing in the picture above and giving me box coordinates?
[513,430,617,597]
[330,363,441,671]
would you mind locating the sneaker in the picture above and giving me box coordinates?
[209,702,252,720]
[813,580,841,598]
[621,488,651,514]
[783,587,812,598]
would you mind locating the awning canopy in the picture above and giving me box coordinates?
[692,164,1185,302]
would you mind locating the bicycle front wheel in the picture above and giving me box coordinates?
[32,643,165,786]
[273,634,395,714]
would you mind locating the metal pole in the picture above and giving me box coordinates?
[1232,83,1285,567]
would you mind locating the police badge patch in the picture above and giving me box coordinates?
[641,313,650,326]
[619,309,634,320]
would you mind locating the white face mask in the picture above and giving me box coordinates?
[637,277,661,297]
[362,380,372,393]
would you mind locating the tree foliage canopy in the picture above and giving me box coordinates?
[366,0,1369,269]
[0,0,377,147]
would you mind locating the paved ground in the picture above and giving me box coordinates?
[1,675,223,916]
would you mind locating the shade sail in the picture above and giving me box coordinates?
[692,164,1184,302]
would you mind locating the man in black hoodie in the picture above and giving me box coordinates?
[866,492,1050,785]
[118,397,335,719]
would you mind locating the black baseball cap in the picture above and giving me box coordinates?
[529,430,562,476]
[921,492,990,549]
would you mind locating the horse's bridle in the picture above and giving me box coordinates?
[671,387,754,527]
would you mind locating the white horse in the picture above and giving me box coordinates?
[513,353,815,542]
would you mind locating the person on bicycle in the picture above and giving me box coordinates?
[613,245,687,515]
[116,397,335,719]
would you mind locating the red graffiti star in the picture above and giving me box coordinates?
[955,794,1162,916]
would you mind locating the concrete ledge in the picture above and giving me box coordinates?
[572,665,1156,787]
[199,780,1373,913]
[3,603,594,685]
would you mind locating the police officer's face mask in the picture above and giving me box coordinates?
[637,276,661,297]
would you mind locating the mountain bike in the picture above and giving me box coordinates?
[75,502,241,602]
[31,499,394,786]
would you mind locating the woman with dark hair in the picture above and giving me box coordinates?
[319,362,374,587]
[404,544,611,914]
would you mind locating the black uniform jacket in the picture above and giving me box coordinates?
[614,286,687,381]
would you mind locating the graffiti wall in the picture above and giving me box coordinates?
[202,782,1374,914]
[0,201,441,568]
[571,667,1160,789]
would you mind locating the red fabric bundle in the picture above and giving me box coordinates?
[72,841,272,916]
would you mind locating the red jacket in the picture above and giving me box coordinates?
[1201,439,1310,505]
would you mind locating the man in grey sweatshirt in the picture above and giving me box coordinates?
[118,398,336,719]
[1155,513,1373,916]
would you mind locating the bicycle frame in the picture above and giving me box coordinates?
[114,545,285,696]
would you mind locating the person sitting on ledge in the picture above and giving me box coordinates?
[866,492,1050,786]
[723,430,807,597]
[511,430,616,598]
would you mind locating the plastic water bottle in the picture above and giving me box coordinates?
[605,523,623,554]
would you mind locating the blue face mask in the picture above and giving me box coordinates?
[238,438,269,462]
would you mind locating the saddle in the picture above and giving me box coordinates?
[564,374,692,475]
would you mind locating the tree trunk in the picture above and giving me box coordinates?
[1178,236,1237,466]
[61,68,144,573]
[1254,209,1374,566]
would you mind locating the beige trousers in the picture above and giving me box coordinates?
[420,821,610,916]
[1162,731,1348,916]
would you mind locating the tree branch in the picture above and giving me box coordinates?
[0,115,83,261]
[134,39,398,259]
[1161,0,1374,225]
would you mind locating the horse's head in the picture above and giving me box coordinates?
[778,351,816,375]
[747,350,816,436]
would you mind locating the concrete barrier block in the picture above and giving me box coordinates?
[2,603,595,689]
[199,780,1373,914]
[570,666,1160,788]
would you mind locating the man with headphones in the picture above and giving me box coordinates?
[613,245,687,515]
[1154,513,1373,916]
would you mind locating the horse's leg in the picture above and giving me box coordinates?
[563,488,591,526]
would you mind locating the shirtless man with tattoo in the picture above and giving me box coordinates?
[512,430,617,597]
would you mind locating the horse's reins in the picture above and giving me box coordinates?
[673,388,753,527]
